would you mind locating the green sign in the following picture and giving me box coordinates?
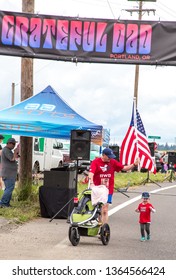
[2,134,12,143]
[148,136,161,139]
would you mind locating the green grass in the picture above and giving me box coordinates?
[0,171,171,224]
[0,184,41,224]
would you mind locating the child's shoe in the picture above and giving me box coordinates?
[140,237,145,242]
[146,235,150,240]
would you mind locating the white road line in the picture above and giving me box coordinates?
[108,184,176,216]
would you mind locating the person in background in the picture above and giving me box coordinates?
[89,148,140,225]
[160,151,167,173]
[173,163,176,175]
[163,161,168,174]
[0,135,4,189]
[0,138,18,208]
[135,192,156,242]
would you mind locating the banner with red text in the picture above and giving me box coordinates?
[1,10,176,65]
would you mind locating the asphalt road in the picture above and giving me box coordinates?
[0,181,176,260]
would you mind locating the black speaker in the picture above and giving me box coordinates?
[109,145,119,161]
[40,169,76,219]
[168,152,176,165]
[39,186,75,219]
[70,130,91,160]
[43,169,76,189]
[148,142,155,157]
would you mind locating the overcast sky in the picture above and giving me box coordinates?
[1,0,176,145]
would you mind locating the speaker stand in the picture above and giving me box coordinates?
[66,160,79,223]
[49,195,74,222]
[75,159,79,195]
[140,171,162,188]
[162,170,176,183]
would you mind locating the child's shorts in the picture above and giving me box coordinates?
[107,194,113,204]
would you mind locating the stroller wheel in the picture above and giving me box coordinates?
[68,226,72,241]
[69,226,80,246]
[100,223,110,245]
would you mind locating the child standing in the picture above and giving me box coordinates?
[135,192,156,241]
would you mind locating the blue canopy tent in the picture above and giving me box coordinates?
[0,85,102,144]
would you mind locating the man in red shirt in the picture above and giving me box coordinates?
[89,148,139,224]
[135,192,156,241]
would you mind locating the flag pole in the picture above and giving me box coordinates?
[133,97,140,171]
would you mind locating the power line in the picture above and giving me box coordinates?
[106,0,116,19]
[153,1,176,20]
[158,1,176,17]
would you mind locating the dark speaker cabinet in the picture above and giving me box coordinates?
[70,130,91,160]
[148,142,155,157]
[109,145,119,161]
[43,169,76,189]
[168,152,176,165]
[39,169,77,219]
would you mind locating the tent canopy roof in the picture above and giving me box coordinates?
[0,85,102,144]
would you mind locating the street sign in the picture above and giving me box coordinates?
[148,136,161,139]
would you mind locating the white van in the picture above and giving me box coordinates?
[2,135,70,173]
[32,137,70,173]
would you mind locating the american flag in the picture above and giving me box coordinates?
[120,104,156,173]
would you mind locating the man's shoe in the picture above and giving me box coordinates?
[0,204,11,208]
[0,204,6,208]
[140,237,145,242]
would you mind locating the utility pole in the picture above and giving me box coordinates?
[134,1,142,107]
[11,82,15,106]
[19,0,34,199]
[126,1,156,107]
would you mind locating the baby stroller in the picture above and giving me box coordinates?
[68,187,110,246]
